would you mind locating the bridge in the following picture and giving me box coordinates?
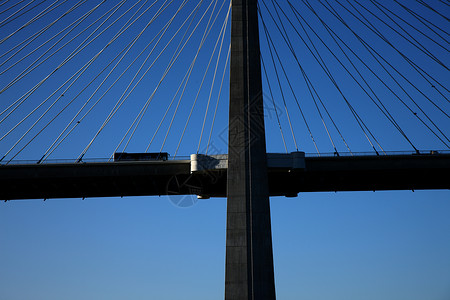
[2,151,450,200]
[1,1,449,299]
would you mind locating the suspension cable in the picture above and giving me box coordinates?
[0,1,26,16]
[439,0,449,8]
[0,0,139,98]
[371,0,449,54]
[142,0,224,154]
[319,0,449,147]
[77,0,177,161]
[205,45,230,155]
[170,0,225,156]
[119,0,212,153]
[285,0,416,152]
[0,0,133,123]
[309,0,448,149]
[1,0,72,44]
[0,0,13,11]
[330,0,449,96]
[0,0,145,131]
[0,0,76,62]
[261,56,288,153]
[174,0,230,157]
[39,1,169,162]
[0,0,102,77]
[109,4,199,157]
[271,0,353,154]
[1,0,160,161]
[0,0,87,93]
[416,0,449,22]
[260,16,299,151]
[350,0,447,70]
[135,0,209,153]
[292,0,385,153]
[197,4,229,154]
[260,5,319,153]
[115,0,196,153]
[0,0,45,28]
[395,0,449,42]
[265,0,340,154]
[159,1,224,155]
[100,0,196,155]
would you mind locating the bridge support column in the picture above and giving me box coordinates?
[225,0,276,299]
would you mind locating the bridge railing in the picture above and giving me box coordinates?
[2,156,192,165]
[2,151,449,166]
[304,150,450,157]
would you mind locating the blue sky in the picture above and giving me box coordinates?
[0,1,449,299]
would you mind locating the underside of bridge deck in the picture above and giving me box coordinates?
[1,153,448,201]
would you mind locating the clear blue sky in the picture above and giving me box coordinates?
[0,1,449,299]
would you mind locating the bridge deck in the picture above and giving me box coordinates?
[1,153,449,200]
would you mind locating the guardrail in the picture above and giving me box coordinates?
[2,150,448,165]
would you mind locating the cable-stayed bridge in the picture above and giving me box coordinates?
[1,1,449,299]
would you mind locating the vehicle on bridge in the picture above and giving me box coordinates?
[113,152,169,162]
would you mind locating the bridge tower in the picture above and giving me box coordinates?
[225,0,276,299]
